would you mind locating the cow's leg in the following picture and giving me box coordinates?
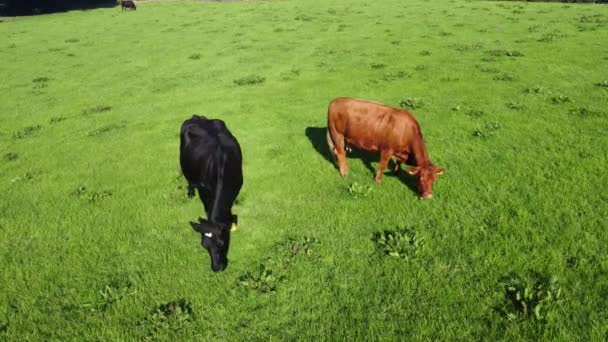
[375,150,393,184]
[393,160,402,173]
[187,183,196,198]
[198,185,214,218]
[329,129,348,176]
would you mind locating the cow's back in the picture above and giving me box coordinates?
[180,117,242,191]
[328,97,419,152]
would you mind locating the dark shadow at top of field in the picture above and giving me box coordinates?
[1,0,118,17]
[304,126,419,196]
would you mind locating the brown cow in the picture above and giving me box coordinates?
[327,97,444,199]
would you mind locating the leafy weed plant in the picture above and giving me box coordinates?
[4,152,18,161]
[473,122,501,138]
[347,182,373,199]
[371,228,424,260]
[498,273,562,322]
[14,125,41,139]
[82,105,112,116]
[233,75,265,86]
[238,263,282,294]
[399,97,423,110]
[551,95,572,104]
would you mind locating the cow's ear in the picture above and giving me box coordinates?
[435,167,445,175]
[197,220,222,236]
[405,167,420,175]
[190,221,202,232]
[190,218,210,232]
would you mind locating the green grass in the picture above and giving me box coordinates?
[1,0,608,340]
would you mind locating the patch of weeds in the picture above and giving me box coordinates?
[440,76,460,82]
[14,125,41,139]
[551,95,572,104]
[66,53,75,57]
[4,152,18,161]
[50,116,66,124]
[86,124,123,137]
[347,182,372,199]
[465,109,485,117]
[32,77,49,90]
[399,97,423,110]
[596,80,608,88]
[506,101,525,111]
[371,228,424,260]
[234,75,265,86]
[481,57,496,62]
[383,71,411,81]
[473,122,501,138]
[414,65,427,71]
[438,30,453,37]
[451,104,461,112]
[371,63,386,69]
[390,40,400,45]
[493,72,514,81]
[570,106,605,118]
[96,279,136,311]
[478,66,500,73]
[82,105,111,116]
[294,14,314,21]
[73,186,112,203]
[237,263,282,294]
[538,31,566,43]
[487,49,523,57]
[266,146,284,158]
[498,273,562,322]
[188,53,201,60]
[32,77,49,83]
[280,68,300,81]
[419,50,431,56]
[65,38,79,43]
[10,172,33,183]
[578,14,607,24]
[283,236,319,258]
[524,85,545,94]
[140,299,194,339]
[451,42,484,52]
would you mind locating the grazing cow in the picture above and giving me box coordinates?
[327,97,444,199]
[121,0,136,11]
[180,115,243,272]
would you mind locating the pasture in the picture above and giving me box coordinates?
[1,0,608,339]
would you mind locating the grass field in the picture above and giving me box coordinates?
[1,0,608,340]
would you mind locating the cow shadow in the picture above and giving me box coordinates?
[2,0,117,16]
[304,126,419,195]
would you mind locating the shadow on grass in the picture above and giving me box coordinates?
[304,126,419,196]
[1,0,117,16]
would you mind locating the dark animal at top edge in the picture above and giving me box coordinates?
[327,97,444,199]
[180,115,243,272]
[121,0,136,11]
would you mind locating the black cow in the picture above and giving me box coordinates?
[180,115,243,272]
[121,0,136,11]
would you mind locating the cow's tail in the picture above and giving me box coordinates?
[326,129,335,160]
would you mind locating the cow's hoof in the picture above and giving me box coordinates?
[374,178,382,184]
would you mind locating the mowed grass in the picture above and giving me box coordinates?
[1,0,608,339]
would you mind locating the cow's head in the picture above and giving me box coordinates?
[405,164,444,199]
[190,219,230,272]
